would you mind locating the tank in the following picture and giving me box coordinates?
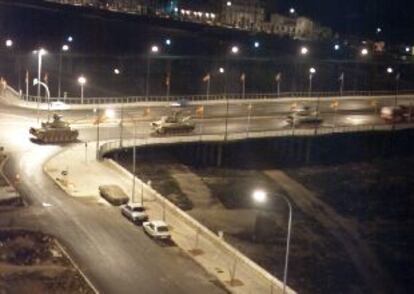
[29,114,79,143]
[151,111,195,135]
[286,106,323,126]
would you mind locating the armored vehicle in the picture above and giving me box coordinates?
[151,111,195,135]
[286,107,323,126]
[29,114,79,143]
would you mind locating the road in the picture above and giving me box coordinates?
[0,95,412,293]
[0,112,226,294]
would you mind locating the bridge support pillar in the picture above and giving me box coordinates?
[216,144,223,167]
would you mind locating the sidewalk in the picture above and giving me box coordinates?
[44,143,295,294]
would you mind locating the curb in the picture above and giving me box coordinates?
[54,239,100,294]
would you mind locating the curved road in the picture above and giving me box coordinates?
[0,96,412,293]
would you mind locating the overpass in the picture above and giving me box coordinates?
[1,85,414,294]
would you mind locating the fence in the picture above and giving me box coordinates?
[20,89,414,105]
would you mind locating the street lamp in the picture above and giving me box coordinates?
[5,39,13,48]
[227,1,232,7]
[33,48,47,122]
[231,45,239,54]
[251,190,293,294]
[334,44,340,51]
[361,48,369,56]
[58,44,70,98]
[219,67,225,74]
[254,41,260,48]
[300,46,309,55]
[289,8,295,14]
[165,39,171,46]
[67,36,73,42]
[146,45,160,99]
[114,68,121,75]
[309,67,316,96]
[33,78,51,121]
[78,76,86,104]
[386,67,393,74]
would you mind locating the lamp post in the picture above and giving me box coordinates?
[145,45,159,100]
[78,76,86,104]
[33,48,47,123]
[252,190,293,294]
[33,78,50,121]
[58,44,69,98]
[308,67,316,96]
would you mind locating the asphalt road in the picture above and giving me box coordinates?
[0,112,226,294]
[0,96,411,293]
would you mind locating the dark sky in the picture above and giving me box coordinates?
[268,0,414,42]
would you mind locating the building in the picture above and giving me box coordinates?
[264,13,332,40]
[219,0,265,31]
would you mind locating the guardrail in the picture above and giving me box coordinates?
[98,122,414,158]
[21,89,414,105]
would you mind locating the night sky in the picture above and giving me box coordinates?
[269,0,414,42]
[178,0,413,42]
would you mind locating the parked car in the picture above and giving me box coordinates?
[99,185,129,206]
[142,220,171,240]
[170,98,189,107]
[121,203,148,224]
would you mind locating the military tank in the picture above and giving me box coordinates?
[29,114,79,143]
[151,111,195,135]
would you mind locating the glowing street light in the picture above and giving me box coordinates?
[219,67,225,74]
[309,67,316,96]
[227,1,232,7]
[334,44,340,51]
[58,44,70,98]
[231,46,239,54]
[300,46,309,55]
[78,76,86,104]
[376,27,382,33]
[114,68,121,75]
[361,48,369,56]
[386,67,394,74]
[405,47,411,53]
[251,190,293,294]
[254,41,260,48]
[5,39,13,48]
[252,190,267,203]
[151,45,159,53]
[289,8,295,14]
[146,45,160,98]
[67,36,73,42]
[165,39,171,46]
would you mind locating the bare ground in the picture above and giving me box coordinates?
[0,229,94,294]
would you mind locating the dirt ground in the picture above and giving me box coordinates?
[113,150,414,294]
[0,229,94,294]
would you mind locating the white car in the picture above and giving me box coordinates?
[50,101,69,110]
[142,220,171,240]
[121,203,148,224]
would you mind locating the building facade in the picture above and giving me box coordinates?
[219,0,265,31]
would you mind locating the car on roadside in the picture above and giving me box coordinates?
[170,98,189,108]
[120,203,148,224]
[142,220,171,240]
[50,101,70,110]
